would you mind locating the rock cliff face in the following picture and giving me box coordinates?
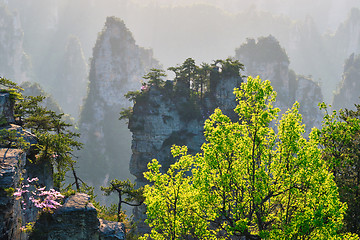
[0,93,25,240]
[30,193,126,240]
[320,7,360,102]
[332,8,360,59]
[0,148,26,240]
[0,4,30,83]
[333,53,360,110]
[129,71,242,233]
[78,17,159,191]
[30,193,99,240]
[0,92,14,124]
[53,36,88,120]
[0,92,51,240]
[235,36,323,131]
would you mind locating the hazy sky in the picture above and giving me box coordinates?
[6,0,360,101]
[131,0,360,32]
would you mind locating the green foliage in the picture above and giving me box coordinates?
[318,103,360,235]
[125,91,142,103]
[93,202,119,222]
[20,221,35,233]
[169,58,205,97]
[141,76,352,239]
[125,58,244,129]
[213,58,244,78]
[119,107,133,124]
[101,179,144,222]
[2,78,83,190]
[4,187,15,197]
[144,68,166,87]
[0,77,23,101]
[0,128,30,160]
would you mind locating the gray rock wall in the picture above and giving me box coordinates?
[235,36,324,132]
[30,193,125,240]
[0,92,14,125]
[78,16,159,192]
[0,91,52,240]
[333,53,360,110]
[0,148,26,240]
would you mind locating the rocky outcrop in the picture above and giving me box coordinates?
[333,53,360,110]
[30,193,125,240]
[0,90,53,240]
[0,93,41,240]
[99,219,125,240]
[78,17,159,191]
[235,35,324,131]
[129,70,243,233]
[30,193,99,240]
[0,148,26,240]
[0,4,30,83]
[0,92,14,124]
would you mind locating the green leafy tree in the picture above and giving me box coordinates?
[15,95,82,189]
[319,103,360,234]
[0,77,23,101]
[209,58,244,95]
[169,58,197,96]
[212,58,244,78]
[141,76,354,240]
[182,58,197,89]
[197,62,211,100]
[144,68,166,87]
[101,179,144,222]
[0,128,29,160]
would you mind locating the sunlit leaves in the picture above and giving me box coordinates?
[142,76,352,239]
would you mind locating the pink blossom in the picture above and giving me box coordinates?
[27,177,39,183]
[13,191,22,197]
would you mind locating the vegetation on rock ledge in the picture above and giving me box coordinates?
[141,76,357,240]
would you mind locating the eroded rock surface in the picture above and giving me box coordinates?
[0,149,25,240]
[0,93,14,124]
[99,219,125,240]
[78,16,159,190]
[30,193,99,240]
[30,193,126,240]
